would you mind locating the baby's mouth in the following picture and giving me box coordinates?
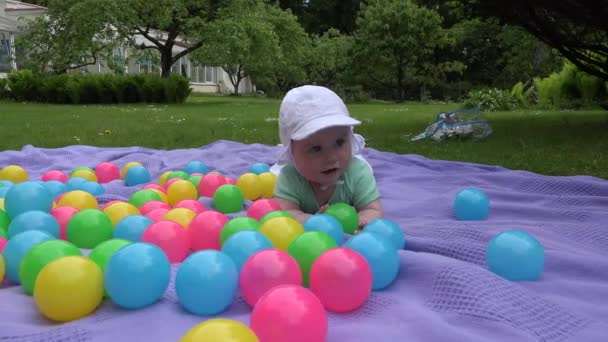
[322,167,338,175]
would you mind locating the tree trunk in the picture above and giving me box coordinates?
[160,47,173,78]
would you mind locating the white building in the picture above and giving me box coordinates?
[0,0,254,94]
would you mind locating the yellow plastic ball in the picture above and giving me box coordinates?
[0,254,5,282]
[57,190,98,211]
[0,165,28,183]
[149,189,169,203]
[121,162,142,179]
[34,256,103,322]
[180,318,259,342]
[103,201,140,226]
[236,173,262,201]
[163,208,196,228]
[158,171,173,186]
[258,216,304,250]
[166,180,198,207]
[70,169,98,182]
[257,172,277,198]
[0,198,4,210]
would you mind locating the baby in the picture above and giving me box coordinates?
[271,85,384,231]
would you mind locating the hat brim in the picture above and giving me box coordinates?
[291,115,361,141]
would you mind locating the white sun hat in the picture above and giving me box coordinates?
[271,85,369,173]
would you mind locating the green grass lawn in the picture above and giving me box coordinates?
[1,95,607,179]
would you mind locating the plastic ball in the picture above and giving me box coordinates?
[157,170,173,185]
[50,206,79,240]
[139,200,171,215]
[287,231,337,286]
[239,249,302,307]
[79,181,105,196]
[70,166,94,176]
[70,169,98,182]
[198,173,227,197]
[163,208,196,228]
[94,162,120,183]
[188,210,229,251]
[66,209,113,249]
[249,162,271,175]
[183,161,208,175]
[246,198,281,221]
[174,199,206,214]
[163,178,182,191]
[344,231,400,290]
[4,181,53,219]
[250,284,327,342]
[258,216,304,251]
[34,256,103,322]
[0,236,6,253]
[145,208,170,222]
[257,172,277,198]
[0,208,9,232]
[236,173,262,201]
[222,231,272,271]
[120,162,142,179]
[0,253,4,281]
[57,190,98,211]
[453,188,490,221]
[259,210,295,224]
[65,177,88,191]
[325,202,359,234]
[176,250,239,316]
[104,242,171,309]
[43,180,67,199]
[113,215,153,242]
[125,165,151,186]
[143,183,165,192]
[141,220,190,263]
[166,180,198,206]
[180,318,259,342]
[362,218,406,250]
[309,247,372,312]
[128,189,162,208]
[8,210,60,239]
[213,184,244,214]
[225,177,237,185]
[41,170,69,183]
[19,239,83,295]
[167,170,189,181]
[303,214,345,245]
[220,216,260,246]
[3,230,55,284]
[486,229,544,281]
[103,201,140,226]
[187,175,203,189]
[0,165,28,183]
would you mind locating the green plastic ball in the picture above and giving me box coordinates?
[213,184,244,214]
[287,231,337,286]
[66,209,113,249]
[325,202,359,234]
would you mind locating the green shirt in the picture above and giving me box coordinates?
[274,157,381,214]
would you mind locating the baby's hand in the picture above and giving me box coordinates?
[317,204,329,214]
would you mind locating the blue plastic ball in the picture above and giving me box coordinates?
[303,213,345,245]
[43,180,67,199]
[184,161,208,175]
[113,215,153,242]
[104,242,171,309]
[344,231,400,290]
[0,180,14,187]
[7,210,60,239]
[453,188,490,221]
[4,181,53,219]
[0,186,10,198]
[80,181,105,196]
[125,166,151,186]
[486,229,544,281]
[176,250,238,316]
[363,218,406,250]
[248,163,270,175]
[2,230,55,283]
[66,177,88,191]
[221,230,272,271]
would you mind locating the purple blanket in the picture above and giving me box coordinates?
[1,141,607,341]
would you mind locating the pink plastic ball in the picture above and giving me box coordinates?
[225,177,237,185]
[141,220,190,263]
[145,208,170,222]
[250,284,327,342]
[246,199,282,221]
[188,210,229,251]
[143,183,165,192]
[95,162,120,183]
[309,247,372,313]
[174,199,207,214]
[239,249,302,307]
[198,173,227,197]
[51,206,79,240]
[41,170,69,183]
[139,200,171,215]
[0,236,6,253]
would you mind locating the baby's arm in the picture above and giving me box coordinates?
[357,199,384,230]
[274,197,314,224]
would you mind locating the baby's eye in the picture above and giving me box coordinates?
[308,146,322,154]
[336,138,346,147]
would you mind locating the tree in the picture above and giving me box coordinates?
[458,0,608,81]
[193,0,280,94]
[306,28,354,88]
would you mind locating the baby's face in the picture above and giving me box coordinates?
[291,126,352,187]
